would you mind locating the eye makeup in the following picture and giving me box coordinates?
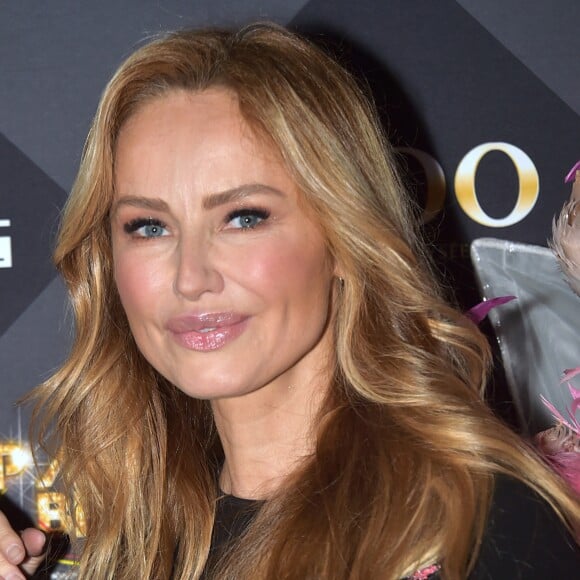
[123,217,168,238]
[226,207,271,229]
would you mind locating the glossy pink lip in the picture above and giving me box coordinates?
[166,312,249,352]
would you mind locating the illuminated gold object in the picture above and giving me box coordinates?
[455,142,540,227]
[397,147,446,224]
[36,491,86,536]
[37,457,59,488]
[1,441,86,536]
[397,142,540,228]
[36,491,67,531]
[36,458,87,536]
[1,442,33,492]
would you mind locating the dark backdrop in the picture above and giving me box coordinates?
[1,2,578,576]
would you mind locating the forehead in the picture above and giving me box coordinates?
[112,88,308,211]
[117,88,253,154]
[117,90,269,171]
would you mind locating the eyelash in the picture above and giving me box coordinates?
[226,207,270,229]
[123,217,167,238]
[121,207,270,239]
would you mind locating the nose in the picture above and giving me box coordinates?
[173,236,224,301]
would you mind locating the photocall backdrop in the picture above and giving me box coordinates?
[1,1,578,576]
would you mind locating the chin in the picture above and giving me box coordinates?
[166,369,256,401]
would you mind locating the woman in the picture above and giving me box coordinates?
[0,23,578,579]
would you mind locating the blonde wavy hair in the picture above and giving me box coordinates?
[31,23,579,579]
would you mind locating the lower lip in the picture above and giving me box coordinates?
[170,318,249,352]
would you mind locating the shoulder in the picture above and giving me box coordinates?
[469,475,579,579]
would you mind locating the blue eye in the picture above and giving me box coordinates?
[124,218,168,238]
[228,208,270,229]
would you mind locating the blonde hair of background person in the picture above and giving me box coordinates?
[0,23,578,579]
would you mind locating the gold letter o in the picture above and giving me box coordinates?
[454,142,539,227]
[397,147,446,224]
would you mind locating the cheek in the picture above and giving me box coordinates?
[235,237,331,303]
[113,252,167,318]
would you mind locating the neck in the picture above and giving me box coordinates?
[212,371,329,500]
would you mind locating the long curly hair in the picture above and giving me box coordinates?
[31,23,579,579]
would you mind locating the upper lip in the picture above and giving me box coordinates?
[166,312,247,333]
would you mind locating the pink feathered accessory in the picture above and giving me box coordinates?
[465,294,580,495]
[409,564,441,579]
[535,368,580,495]
[465,296,516,324]
[539,163,580,494]
[551,161,580,296]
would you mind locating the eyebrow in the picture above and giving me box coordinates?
[112,183,285,215]
[202,183,285,210]
[112,196,170,215]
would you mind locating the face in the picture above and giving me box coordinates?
[111,89,337,400]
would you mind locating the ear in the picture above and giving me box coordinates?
[331,256,345,280]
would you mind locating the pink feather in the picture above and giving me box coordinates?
[551,163,580,295]
[465,296,516,324]
[536,371,580,495]
[409,564,441,579]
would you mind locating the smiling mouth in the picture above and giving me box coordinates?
[166,313,249,351]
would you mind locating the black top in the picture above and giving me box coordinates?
[200,476,579,578]
[469,476,579,578]
[201,494,263,579]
